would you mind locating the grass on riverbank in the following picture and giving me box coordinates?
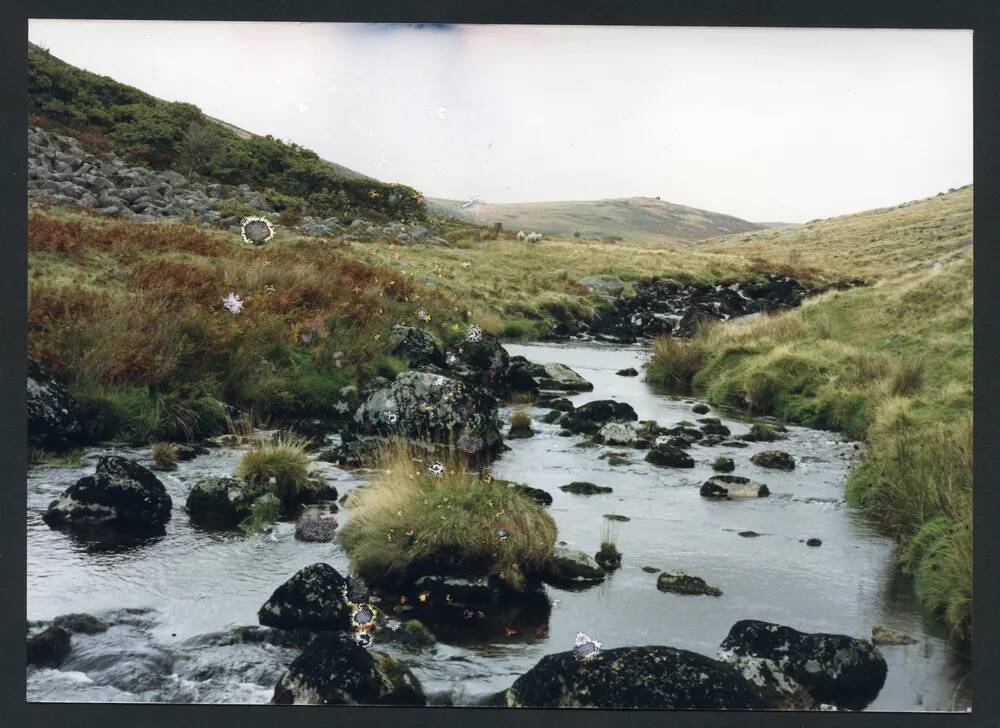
[647,190,973,640]
[339,440,557,590]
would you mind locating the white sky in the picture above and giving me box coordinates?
[28,21,972,223]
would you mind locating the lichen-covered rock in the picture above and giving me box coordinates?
[595,421,637,447]
[27,359,83,449]
[495,644,768,709]
[185,476,256,524]
[751,450,796,470]
[656,570,723,597]
[386,325,445,369]
[272,631,425,705]
[716,619,888,710]
[353,371,503,459]
[27,626,72,667]
[700,475,770,499]
[559,399,638,434]
[258,563,352,631]
[871,625,917,646]
[42,456,172,529]
[294,511,339,542]
[455,330,509,389]
[579,274,626,296]
[537,362,593,392]
[645,444,695,468]
[544,547,606,584]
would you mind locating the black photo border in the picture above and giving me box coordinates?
[2,2,998,727]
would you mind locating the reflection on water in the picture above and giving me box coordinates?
[26,342,970,710]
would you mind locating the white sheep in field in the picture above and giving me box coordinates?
[516,230,526,241]
[526,232,543,243]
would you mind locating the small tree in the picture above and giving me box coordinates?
[176,123,222,177]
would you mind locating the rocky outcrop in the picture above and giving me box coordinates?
[716,620,888,710]
[386,326,445,369]
[272,631,426,705]
[751,450,796,470]
[258,563,352,632]
[351,371,503,460]
[26,625,72,667]
[27,360,83,449]
[700,475,770,499]
[42,456,172,529]
[493,644,768,709]
[559,399,638,435]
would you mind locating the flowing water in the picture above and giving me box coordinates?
[26,342,970,710]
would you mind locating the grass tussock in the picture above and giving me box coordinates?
[150,442,178,470]
[647,333,710,386]
[235,432,310,505]
[339,439,557,589]
[510,410,532,429]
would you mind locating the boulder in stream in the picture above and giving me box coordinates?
[560,481,612,496]
[543,547,606,584]
[656,570,723,597]
[43,456,172,529]
[595,421,637,446]
[559,399,637,435]
[751,450,796,470]
[645,444,695,468]
[272,631,426,705]
[716,619,888,710]
[700,475,770,499]
[258,563,352,631]
[26,625,72,667]
[52,613,108,634]
[537,362,593,392]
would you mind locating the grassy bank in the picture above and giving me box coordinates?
[648,189,973,640]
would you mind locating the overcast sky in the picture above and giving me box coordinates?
[28,21,972,223]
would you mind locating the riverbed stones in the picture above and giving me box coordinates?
[645,444,695,468]
[43,456,172,529]
[560,481,612,496]
[596,421,637,446]
[544,547,606,584]
[700,420,731,437]
[740,422,783,442]
[26,626,72,667]
[716,619,888,711]
[493,643,767,709]
[700,475,770,499]
[272,631,426,705]
[657,571,723,597]
[751,450,796,470]
[871,626,917,646]
[27,359,83,449]
[258,563,352,632]
[558,399,638,435]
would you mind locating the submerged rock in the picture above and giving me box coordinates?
[560,481,612,495]
[871,625,917,646]
[544,547,606,584]
[700,475,770,499]
[272,631,425,705]
[258,563,352,632]
[615,367,639,377]
[716,619,888,711]
[493,643,768,709]
[27,359,83,449]
[656,571,723,597]
[751,450,796,470]
[42,456,172,529]
[26,626,72,667]
[645,444,695,468]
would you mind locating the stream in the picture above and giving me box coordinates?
[26,342,969,710]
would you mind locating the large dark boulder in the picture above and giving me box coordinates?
[185,476,256,525]
[352,371,503,459]
[456,330,509,389]
[27,360,83,449]
[27,626,72,667]
[494,644,769,708]
[543,547,606,584]
[645,444,695,468]
[258,563,352,631]
[272,631,425,705]
[508,483,553,506]
[536,363,593,392]
[386,325,445,369]
[717,619,888,710]
[52,613,108,634]
[42,456,172,529]
[751,450,796,470]
[559,399,637,434]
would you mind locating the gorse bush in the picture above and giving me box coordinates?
[339,439,557,590]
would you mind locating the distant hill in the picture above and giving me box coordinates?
[428,196,764,243]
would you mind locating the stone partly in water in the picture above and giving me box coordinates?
[871,626,917,646]
[51,613,108,635]
[716,619,888,711]
[559,399,638,435]
[700,475,770,499]
[751,450,796,470]
[560,481,613,496]
[615,367,639,377]
[507,483,553,506]
[595,545,622,570]
[295,512,339,542]
[537,362,593,392]
[272,631,426,705]
[185,476,256,525]
[645,444,695,468]
[258,563,352,631]
[806,538,823,547]
[42,456,172,529]
[26,626,72,667]
[656,571,723,597]
[352,371,503,459]
[691,403,710,415]
[596,421,638,447]
[373,618,436,650]
[493,643,769,709]
[712,456,736,473]
[507,421,535,439]
[27,359,83,450]
[544,547,606,584]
